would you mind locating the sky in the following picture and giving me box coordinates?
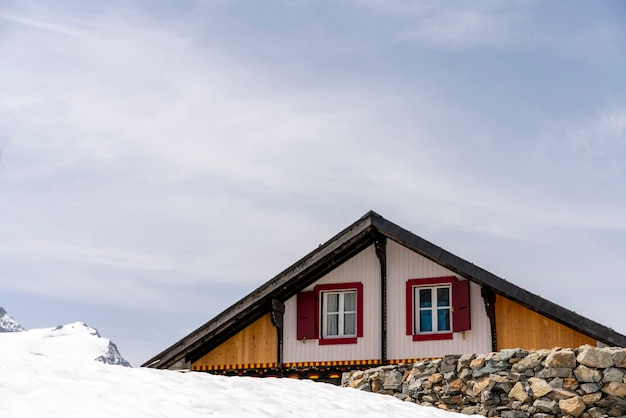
[1,0,626,367]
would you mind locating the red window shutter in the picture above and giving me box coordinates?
[297,291,317,340]
[452,280,471,332]
[405,280,414,336]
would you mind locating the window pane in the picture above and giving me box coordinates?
[326,313,339,336]
[419,289,432,308]
[344,312,356,335]
[419,310,432,332]
[344,292,356,312]
[437,287,450,307]
[326,293,339,313]
[438,308,450,331]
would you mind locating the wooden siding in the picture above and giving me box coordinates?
[495,294,596,350]
[191,314,277,369]
[283,244,381,363]
[386,240,492,360]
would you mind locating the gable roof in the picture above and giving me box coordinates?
[142,211,626,368]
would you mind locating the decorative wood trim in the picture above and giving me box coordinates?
[374,234,387,365]
[412,333,453,341]
[481,287,497,352]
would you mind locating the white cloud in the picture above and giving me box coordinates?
[570,106,626,165]
[396,9,509,48]
[343,0,527,48]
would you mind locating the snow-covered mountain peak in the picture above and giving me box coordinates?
[0,307,26,332]
[0,310,130,367]
[52,321,101,338]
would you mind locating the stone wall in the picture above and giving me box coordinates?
[342,345,626,417]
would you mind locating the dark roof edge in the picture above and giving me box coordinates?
[371,215,626,348]
[141,211,378,368]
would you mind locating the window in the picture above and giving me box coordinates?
[322,290,357,338]
[415,285,451,334]
[406,277,470,341]
[296,282,363,345]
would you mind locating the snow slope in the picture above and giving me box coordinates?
[0,312,478,417]
[0,351,480,418]
[0,321,130,367]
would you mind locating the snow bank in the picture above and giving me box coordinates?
[0,351,480,417]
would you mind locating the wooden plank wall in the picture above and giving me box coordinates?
[495,294,596,350]
[192,314,277,368]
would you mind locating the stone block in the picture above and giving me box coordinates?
[472,362,507,378]
[563,377,580,391]
[601,382,626,397]
[501,411,529,418]
[381,369,403,391]
[602,367,624,383]
[549,377,564,389]
[460,405,479,415]
[512,352,543,373]
[574,365,602,383]
[458,353,475,367]
[469,375,493,396]
[428,373,444,384]
[545,349,576,368]
[446,379,465,394]
[612,349,626,367]
[370,378,382,392]
[582,392,602,405]
[349,377,364,388]
[577,346,614,368]
[500,349,521,362]
[510,381,531,403]
[470,356,485,369]
[394,393,410,401]
[546,388,577,401]
[529,377,553,398]
[354,382,369,392]
[580,383,602,394]
[533,398,560,414]
[559,396,587,418]
[536,367,572,378]
[586,406,605,418]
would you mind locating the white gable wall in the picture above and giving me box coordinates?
[386,240,492,360]
[283,240,492,364]
[283,244,381,363]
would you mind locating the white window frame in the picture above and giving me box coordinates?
[321,290,357,338]
[413,285,451,334]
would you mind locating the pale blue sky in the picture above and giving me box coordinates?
[1,0,625,366]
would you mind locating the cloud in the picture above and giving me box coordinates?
[396,9,516,48]
[0,13,81,35]
[569,106,626,172]
[1,0,625,322]
[343,0,528,48]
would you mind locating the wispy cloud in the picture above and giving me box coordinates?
[0,13,81,35]
[343,0,527,48]
[395,9,516,48]
[570,106,626,168]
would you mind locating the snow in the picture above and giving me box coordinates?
[0,329,478,417]
[0,321,130,366]
[1,353,479,417]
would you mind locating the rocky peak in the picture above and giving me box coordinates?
[0,307,26,332]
